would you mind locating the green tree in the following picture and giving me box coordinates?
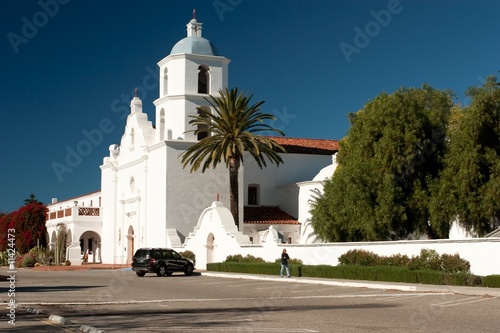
[311,85,453,241]
[181,87,285,228]
[24,193,41,205]
[430,76,500,236]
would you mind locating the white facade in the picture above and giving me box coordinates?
[46,192,103,265]
[45,17,500,275]
[46,17,336,266]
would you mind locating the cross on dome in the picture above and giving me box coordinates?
[187,11,202,37]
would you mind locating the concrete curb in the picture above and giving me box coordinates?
[48,314,72,325]
[27,308,105,332]
[26,306,44,314]
[80,324,106,333]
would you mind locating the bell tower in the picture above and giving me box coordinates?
[154,11,230,142]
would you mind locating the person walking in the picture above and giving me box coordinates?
[280,248,290,278]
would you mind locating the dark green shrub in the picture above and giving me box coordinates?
[414,270,445,285]
[225,254,265,262]
[408,249,442,271]
[440,253,470,273]
[301,265,345,279]
[379,254,411,267]
[225,254,244,262]
[338,248,470,274]
[16,253,37,267]
[340,265,376,280]
[179,250,196,266]
[207,262,492,287]
[0,250,17,266]
[407,249,470,273]
[443,273,481,286]
[483,275,500,288]
[208,262,301,276]
[372,266,419,283]
[274,258,303,265]
[338,249,380,266]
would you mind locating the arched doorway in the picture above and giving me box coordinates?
[127,226,135,264]
[206,233,215,264]
[79,231,101,263]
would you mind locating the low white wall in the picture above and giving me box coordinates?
[182,201,500,277]
[235,238,500,277]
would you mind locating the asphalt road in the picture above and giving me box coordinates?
[2,268,500,332]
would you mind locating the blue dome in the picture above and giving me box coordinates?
[170,36,218,56]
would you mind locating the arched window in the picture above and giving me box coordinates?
[198,65,209,94]
[248,184,260,205]
[197,106,210,140]
[163,68,168,96]
[130,128,135,147]
[130,177,135,194]
[159,108,165,141]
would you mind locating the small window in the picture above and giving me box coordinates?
[248,184,259,205]
[198,65,209,94]
[163,68,168,96]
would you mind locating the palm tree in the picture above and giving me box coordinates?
[181,87,285,229]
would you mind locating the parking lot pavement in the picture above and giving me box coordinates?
[3,268,500,332]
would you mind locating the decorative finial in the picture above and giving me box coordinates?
[193,8,196,20]
[134,88,138,97]
[216,193,219,201]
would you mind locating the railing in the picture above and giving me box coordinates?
[47,207,101,220]
[78,207,100,216]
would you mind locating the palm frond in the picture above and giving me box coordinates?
[180,87,286,173]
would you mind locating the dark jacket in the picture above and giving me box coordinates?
[281,252,290,265]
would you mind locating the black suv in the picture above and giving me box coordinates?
[131,248,195,277]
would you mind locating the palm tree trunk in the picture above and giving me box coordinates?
[229,157,240,229]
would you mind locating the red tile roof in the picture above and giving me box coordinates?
[244,206,301,225]
[267,136,339,155]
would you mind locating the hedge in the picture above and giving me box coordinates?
[207,262,500,288]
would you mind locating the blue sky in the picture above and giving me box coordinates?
[1,0,499,213]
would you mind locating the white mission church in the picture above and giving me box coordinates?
[45,16,339,266]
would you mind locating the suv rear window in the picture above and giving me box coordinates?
[134,249,150,258]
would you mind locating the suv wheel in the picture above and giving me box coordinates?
[157,264,167,277]
[184,263,194,276]
[136,272,145,277]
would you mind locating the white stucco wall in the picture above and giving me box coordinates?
[235,239,500,277]
[243,152,332,210]
[184,201,500,277]
[183,201,251,269]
